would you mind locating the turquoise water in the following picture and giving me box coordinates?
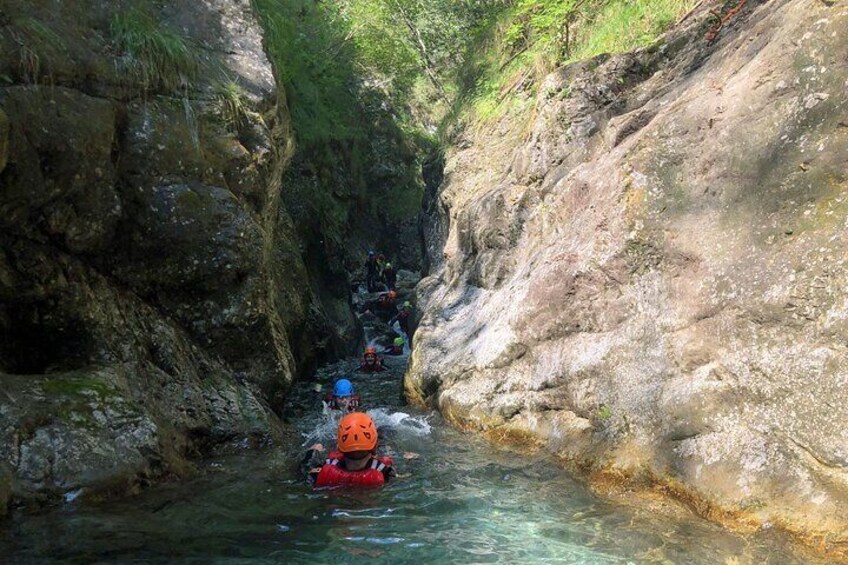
[0,356,823,563]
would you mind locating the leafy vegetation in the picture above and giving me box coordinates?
[570,0,695,61]
[254,0,697,135]
[248,0,696,247]
[253,0,364,146]
[111,9,199,93]
[454,0,697,130]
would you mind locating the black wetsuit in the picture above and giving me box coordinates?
[383,267,397,290]
[390,308,413,337]
[365,257,379,292]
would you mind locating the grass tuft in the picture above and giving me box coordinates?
[111,9,199,93]
[1,15,66,83]
[215,80,251,133]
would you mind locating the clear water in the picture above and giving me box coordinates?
[0,306,825,563]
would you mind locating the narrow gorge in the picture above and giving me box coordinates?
[1,0,846,561]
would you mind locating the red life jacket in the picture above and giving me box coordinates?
[315,454,394,489]
[359,359,385,372]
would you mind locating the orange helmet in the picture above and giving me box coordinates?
[337,412,378,452]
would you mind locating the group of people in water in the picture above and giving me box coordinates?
[300,250,415,489]
[301,378,394,487]
[364,250,397,293]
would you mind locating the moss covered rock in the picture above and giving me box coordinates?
[0,0,363,508]
[0,107,9,174]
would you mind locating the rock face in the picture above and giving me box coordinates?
[407,0,848,551]
[0,0,420,506]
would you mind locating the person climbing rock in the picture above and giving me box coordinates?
[382,262,398,291]
[324,378,362,413]
[383,336,405,356]
[358,346,386,373]
[302,412,394,488]
[365,251,380,292]
[389,301,414,340]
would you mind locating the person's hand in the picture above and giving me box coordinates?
[310,467,322,474]
[310,443,324,452]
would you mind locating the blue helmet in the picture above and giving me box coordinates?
[333,378,355,398]
[368,250,375,257]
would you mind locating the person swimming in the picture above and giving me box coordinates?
[301,412,394,488]
[324,378,362,413]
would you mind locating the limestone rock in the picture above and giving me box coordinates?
[409,0,848,548]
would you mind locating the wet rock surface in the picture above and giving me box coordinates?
[407,0,848,553]
[0,0,420,509]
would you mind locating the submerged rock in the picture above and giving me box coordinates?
[408,0,848,552]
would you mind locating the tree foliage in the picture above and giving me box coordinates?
[253,0,696,143]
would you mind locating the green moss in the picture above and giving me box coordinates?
[39,374,121,429]
[41,375,115,400]
[772,174,848,241]
[625,239,663,274]
[382,178,425,223]
[175,188,209,211]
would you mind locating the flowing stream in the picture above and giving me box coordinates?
[0,292,825,563]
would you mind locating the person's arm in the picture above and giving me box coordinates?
[300,444,325,480]
[382,465,395,482]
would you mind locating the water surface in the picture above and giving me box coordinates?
[0,356,823,563]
